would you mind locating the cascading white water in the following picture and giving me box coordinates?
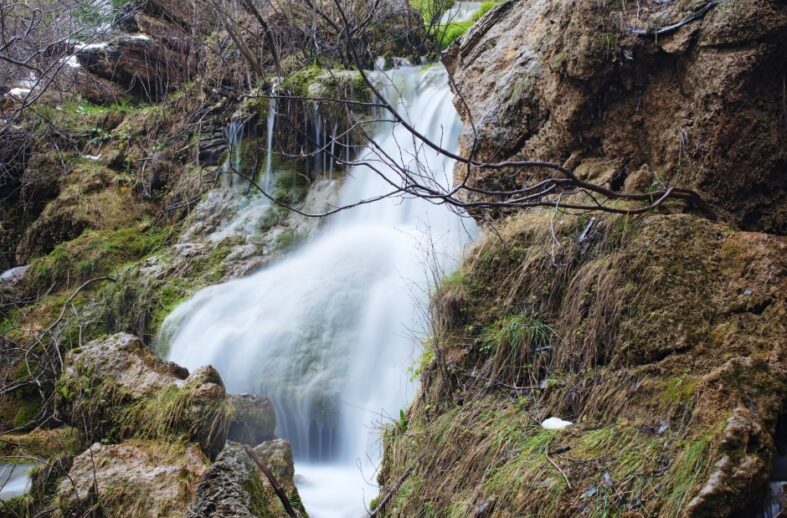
[0,463,35,501]
[439,1,483,24]
[162,64,475,516]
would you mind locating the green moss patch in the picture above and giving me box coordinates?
[28,222,171,291]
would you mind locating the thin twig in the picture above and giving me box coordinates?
[369,466,414,517]
[630,1,718,37]
[243,445,298,517]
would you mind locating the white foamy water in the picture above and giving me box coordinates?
[162,65,475,516]
[440,1,483,24]
[0,463,35,500]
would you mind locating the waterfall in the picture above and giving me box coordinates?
[263,78,280,193]
[162,64,475,516]
[221,120,243,188]
[329,121,338,179]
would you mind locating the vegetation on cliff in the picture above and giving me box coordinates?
[379,211,786,515]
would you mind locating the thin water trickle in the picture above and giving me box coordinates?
[263,78,281,193]
[222,120,244,188]
[162,65,476,517]
[329,122,338,180]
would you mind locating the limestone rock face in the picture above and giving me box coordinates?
[54,441,207,518]
[447,0,787,233]
[187,442,305,518]
[59,333,189,399]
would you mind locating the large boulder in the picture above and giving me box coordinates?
[446,0,787,233]
[187,441,305,518]
[55,333,276,458]
[57,332,190,399]
[53,440,207,517]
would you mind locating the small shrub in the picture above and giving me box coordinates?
[480,311,552,354]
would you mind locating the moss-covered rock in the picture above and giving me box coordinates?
[52,440,207,518]
[379,212,786,516]
[55,333,230,457]
[26,222,171,292]
[54,333,278,460]
[0,427,79,459]
[16,161,151,263]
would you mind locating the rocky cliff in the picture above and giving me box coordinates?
[1,0,389,515]
[445,0,785,234]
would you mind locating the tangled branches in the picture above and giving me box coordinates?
[211,0,713,220]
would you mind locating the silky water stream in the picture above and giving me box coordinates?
[162,64,475,517]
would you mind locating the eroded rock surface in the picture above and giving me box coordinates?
[187,441,305,518]
[76,34,191,101]
[447,0,787,233]
[54,441,207,518]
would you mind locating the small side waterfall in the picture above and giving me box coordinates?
[162,65,475,516]
[208,79,282,242]
[0,463,35,501]
[263,78,280,193]
[221,120,244,188]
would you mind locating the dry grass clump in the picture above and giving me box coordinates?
[428,209,637,394]
[56,371,233,458]
[381,396,718,517]
[120,383,234,457]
